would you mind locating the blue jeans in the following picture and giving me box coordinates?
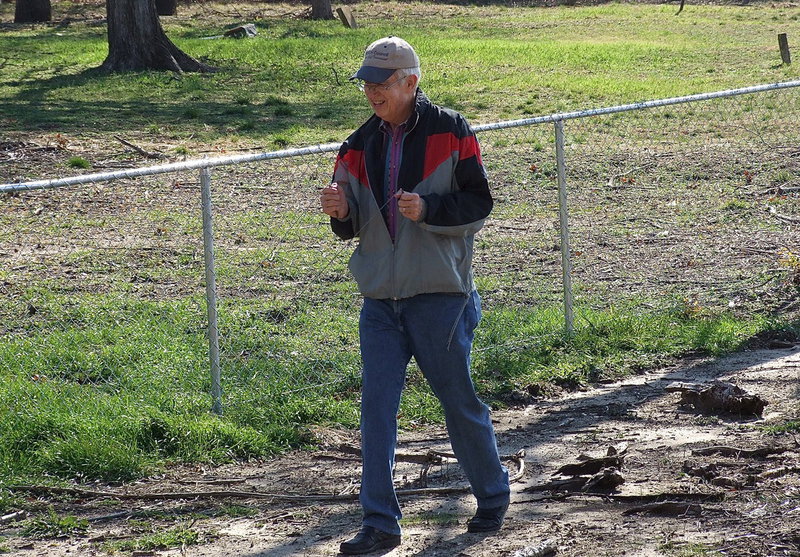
[358,291,510,535]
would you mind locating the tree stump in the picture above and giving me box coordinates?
[101,0,214,73]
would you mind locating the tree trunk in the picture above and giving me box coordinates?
[309,0,334,20]
[15,0,52,23]
[101,0,213,73]
[155,0,177,16]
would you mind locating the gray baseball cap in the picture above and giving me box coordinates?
[351,36,420,83]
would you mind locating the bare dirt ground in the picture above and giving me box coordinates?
[3,343,798,557]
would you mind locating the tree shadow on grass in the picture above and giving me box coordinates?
[2,66,368,144]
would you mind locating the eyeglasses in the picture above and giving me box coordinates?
[354,75,407,93]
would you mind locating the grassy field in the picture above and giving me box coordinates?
[1,0,799,490]
[1,1,798,153]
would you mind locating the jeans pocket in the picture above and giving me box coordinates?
[446,294,473,352]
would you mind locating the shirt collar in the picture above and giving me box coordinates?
[378,88,424,134]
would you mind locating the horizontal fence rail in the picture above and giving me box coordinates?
[3,79,799,192]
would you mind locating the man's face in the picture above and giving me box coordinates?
[363,72,417,126]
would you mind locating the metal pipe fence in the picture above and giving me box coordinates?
[2,80,798,419]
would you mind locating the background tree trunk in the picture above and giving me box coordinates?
[309,0,334,20]
[155,0,177,16]
[15,0,52,23]
[101,0,213,73]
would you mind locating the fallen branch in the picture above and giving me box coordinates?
[710,476,745,489]
[512,540,558,557]
[7,452,526,504]
[759,466,800,480]
[622,501,722,516]
[553,455,624,477]
[335,443,441,464]
[7,482,474,502]
[582,467,625,492]
[114,136,164,159]
[553,444,628,477]
[519,491,725,503]
[523,477,587,493]
[691,445,792,458]
[10,484,356,502]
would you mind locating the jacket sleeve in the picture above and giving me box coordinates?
[420,116,493,231]
[329,143,358,240]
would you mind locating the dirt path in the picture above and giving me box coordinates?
[4,345,798,557]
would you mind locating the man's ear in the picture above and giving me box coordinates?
[405,74,419,91]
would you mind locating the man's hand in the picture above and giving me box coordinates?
[321,182,349,219]
[396,190,425,223]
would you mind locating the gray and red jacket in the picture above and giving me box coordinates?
[331,89,492,300]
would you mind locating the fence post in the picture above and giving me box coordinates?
[554,119,575,337]
[200,167,223,415]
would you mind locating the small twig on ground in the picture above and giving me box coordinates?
[88,511,132,523]
[755,184,800,196]
[175,478,247,486]
[606,165,646,189]
[768,206,800,224]
[0,510,27,525]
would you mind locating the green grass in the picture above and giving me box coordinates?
[20,508,88,539]
[104,526,200,552]
[0,490,22,515]
[764,420,800,434]
[0,292,361,484]
[1,288,792,485]
[66,156,90,169]
[401,511,461,526]
[472,303,779,398]
[0,1,798,151]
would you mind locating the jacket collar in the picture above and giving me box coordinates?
[407,88,429,133]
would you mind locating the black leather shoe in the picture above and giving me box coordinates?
[467,501,509,533]
[340,526,401,555]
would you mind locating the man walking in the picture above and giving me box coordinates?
[320,36,510,555]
